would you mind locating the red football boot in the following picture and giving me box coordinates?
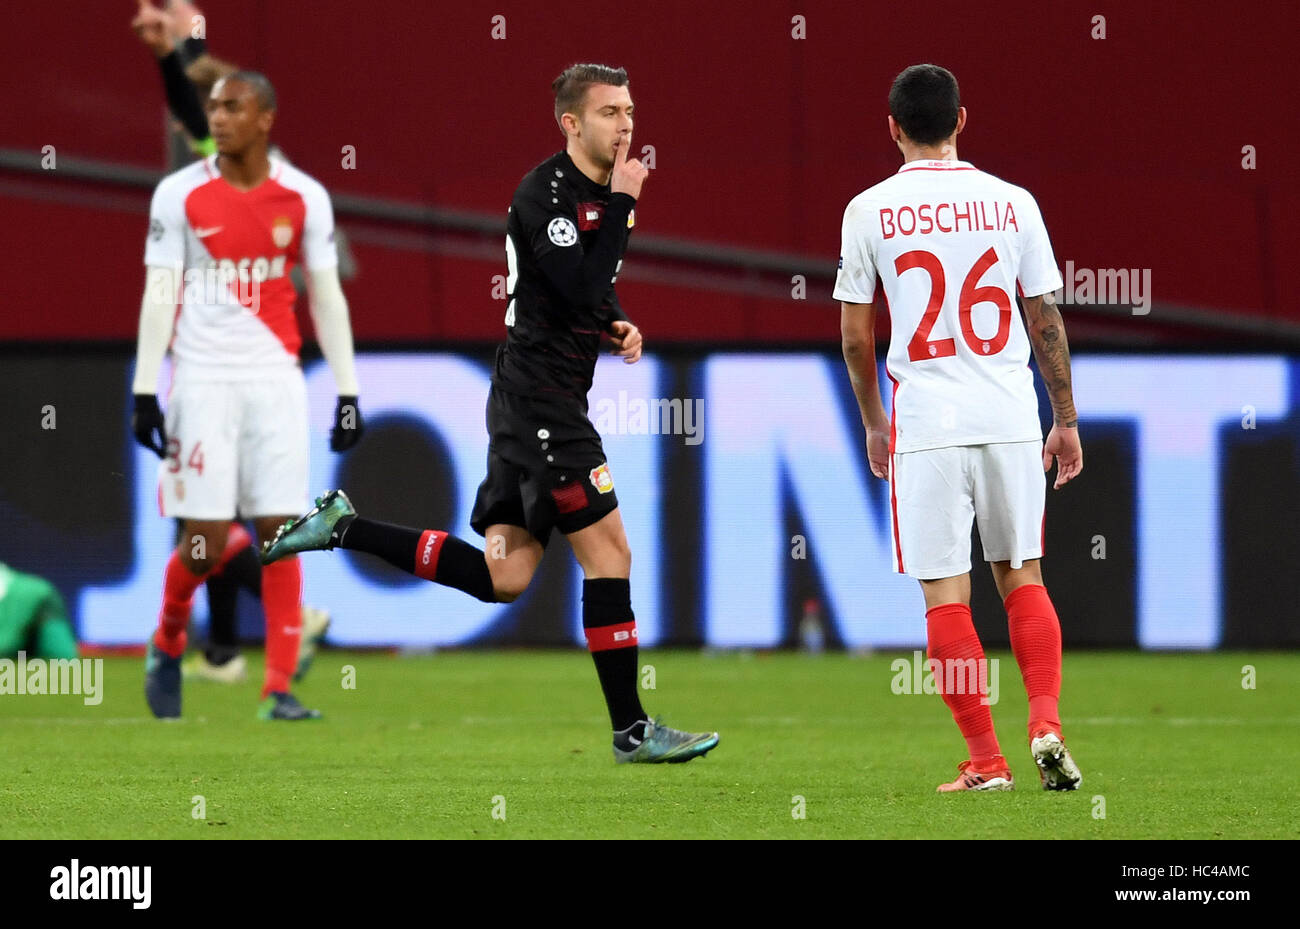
[937,756,1015,792]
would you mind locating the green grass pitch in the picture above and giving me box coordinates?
[2,650,1296,839]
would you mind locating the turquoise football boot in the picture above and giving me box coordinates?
[260,490,356,565]
[613,717,720,764]
[257,691,323,721]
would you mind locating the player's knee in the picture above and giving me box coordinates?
[180,540,218,574]
[492,578,528,603]
[607,531,632,573]
[488,561,533,603]
[993,560,1043,599]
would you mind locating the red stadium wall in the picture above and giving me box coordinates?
[1,0,1295,344]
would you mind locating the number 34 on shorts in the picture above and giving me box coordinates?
[159,438,205,506]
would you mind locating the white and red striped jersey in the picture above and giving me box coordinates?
[833,159,1062,453]
[144,154,337,379]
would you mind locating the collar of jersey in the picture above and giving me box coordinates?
[203,153,285,189]
[897,159,975,173]
[559,150,612,196]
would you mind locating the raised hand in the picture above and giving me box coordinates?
[610,134,648,201]
[167,0,204,43]
[132,0,176,57]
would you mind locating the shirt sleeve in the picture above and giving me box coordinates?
[516,180,633,314]
[143,178,187,270]
[517,181,578,263]
[300,179,340,273]
[602,280,629,325]
[1016,193,1063,298]
[157,50,209,142]
[832,197,877,303]
[306,268,360,396]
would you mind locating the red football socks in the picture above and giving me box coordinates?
[1005,583,1063,739]
[153,525,259,658]
[211,522,254,574]
[154,551,205,658]
[261,556,303,697]
[926,602,1002,765]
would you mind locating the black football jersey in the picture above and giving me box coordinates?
[492,151,634,404]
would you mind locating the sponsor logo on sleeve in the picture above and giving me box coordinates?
[576,202,605,231]
[149,218,165,242]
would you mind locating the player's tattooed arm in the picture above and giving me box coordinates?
[1022,291,1078,428]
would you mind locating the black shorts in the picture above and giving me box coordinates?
[469,386,619,545]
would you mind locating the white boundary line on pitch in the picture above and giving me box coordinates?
[0,717,208,725]
[1076,717,1300,726]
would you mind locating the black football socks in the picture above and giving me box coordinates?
[582,577,648,741]
[203,543,261,665]
[223,543,263,596]
[336,517,497,603]
[202,571,240,666]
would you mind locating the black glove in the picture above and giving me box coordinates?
[131,393,168,458]
[330,395,364,452]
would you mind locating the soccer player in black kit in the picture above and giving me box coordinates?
[263,64,719,764]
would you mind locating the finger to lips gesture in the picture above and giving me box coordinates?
[610,134,648,200]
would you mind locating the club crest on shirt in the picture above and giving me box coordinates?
[271,217,294,249]
[589,463,614,494]
[548,217,578,247]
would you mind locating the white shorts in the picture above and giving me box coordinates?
[890,441,1045,580]
[158,368,309,520]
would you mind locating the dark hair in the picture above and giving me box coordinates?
[220,70,278,112]
[552,63,629,133]
[888,64,960,146]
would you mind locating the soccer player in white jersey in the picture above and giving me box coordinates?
[131,71,363,720]
[835,64,1083,791]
